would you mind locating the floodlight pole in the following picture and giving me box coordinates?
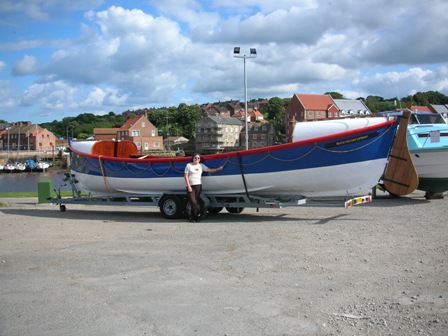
[234,47,257,150]
[7,125,11,158]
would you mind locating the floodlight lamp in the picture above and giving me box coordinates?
[250,48,257,56]
[233,47,240,55]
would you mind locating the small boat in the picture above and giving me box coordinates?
[24,158,37,172]
[378,110,448,198]
[14,161,27,173]
[68,116,407,198]
[3,161,16,173]
[35,161,50,172]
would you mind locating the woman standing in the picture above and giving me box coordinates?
[184,153,223,222]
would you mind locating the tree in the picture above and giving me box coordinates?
[177,103,203,139]
[413,91,448,105]
[325,92,345,99]
[263,97,287,143]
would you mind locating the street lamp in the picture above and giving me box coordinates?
[6,124,11,159]
[234,47,257,150]
[166,112,170,151]
[66,125,73,146]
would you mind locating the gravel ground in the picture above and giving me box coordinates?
[0,191,447,336]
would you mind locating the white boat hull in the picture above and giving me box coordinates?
[410,148,448,179]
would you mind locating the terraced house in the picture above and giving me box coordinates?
[0,122,56,151]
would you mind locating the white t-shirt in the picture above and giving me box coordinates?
[184,162,210,186]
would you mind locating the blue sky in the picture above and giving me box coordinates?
[1,0,447,124]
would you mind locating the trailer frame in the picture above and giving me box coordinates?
[50,173,371,219]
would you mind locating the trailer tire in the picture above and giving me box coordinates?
[160,195,183,219]
[226,207,244,214]
[208,207,223,214]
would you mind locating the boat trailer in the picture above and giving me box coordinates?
[50,173,372,220]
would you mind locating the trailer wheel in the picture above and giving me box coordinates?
[208,207,223,214]
[59,205,66,212]
[226,207,244,214]
[160,195,183,219]
[185,200,207,221]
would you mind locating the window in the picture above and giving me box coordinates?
[328,112,332,118]
[152,130,156,136]
[253,134,257,140]
[141,122,146,128]
[261,134,266,139]
[154,142,160,148]
[132,130,140,137]
[136,142,141,148]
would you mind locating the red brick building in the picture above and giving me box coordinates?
[117,115,163,152]
[285,94,340,142]
[0,122,56,151]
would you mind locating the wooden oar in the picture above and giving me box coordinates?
[382,110,419,196]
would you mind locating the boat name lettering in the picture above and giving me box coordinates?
[324,132,378,149]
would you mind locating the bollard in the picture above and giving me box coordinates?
[37,179,53,204]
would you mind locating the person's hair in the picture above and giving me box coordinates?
[191,153,201,162]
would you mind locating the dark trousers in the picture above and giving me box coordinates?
[187,184,202,219]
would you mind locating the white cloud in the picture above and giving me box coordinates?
[354,67,448,99]
[0,80,16,110]
[0,40,42,51]
[0,1,447,123]
[21,81,75,110]
[81,87,129,107]
[12,55,37,76]
[83,87,107,106]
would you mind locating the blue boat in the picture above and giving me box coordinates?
[69,117,401,198]
[378,110,448,198]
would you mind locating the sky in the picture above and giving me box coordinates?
[1,0,447,124]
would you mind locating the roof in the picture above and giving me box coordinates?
[118,116,142,131]
[430,104,448,113]
[4,123,44,135]
[93,128,119,134]
[334,99,371,115]
[164,136,189,144]
[409,105,432,113]
[205,116,244,125]
[295,94,336,110]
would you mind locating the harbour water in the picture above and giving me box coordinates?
[0,171,68,193]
